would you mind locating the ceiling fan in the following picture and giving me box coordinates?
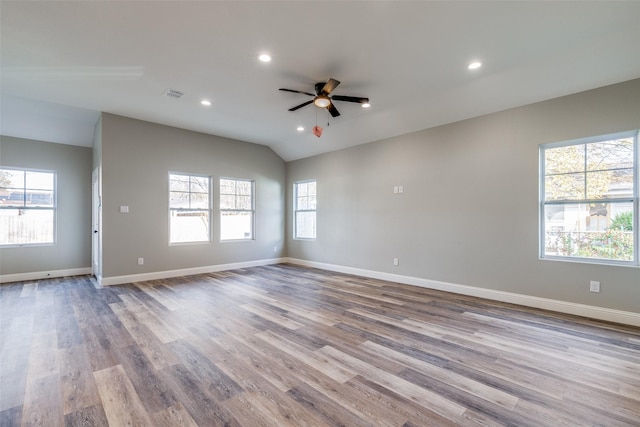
[279,78,369,117]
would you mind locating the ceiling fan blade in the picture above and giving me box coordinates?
[288,100,314,111]
[321,78,341,95]
[279,88,315,97]
[327,102,341,117]
[331,95,369,104]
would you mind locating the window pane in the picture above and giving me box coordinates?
[28,191,54,208]
[169,174,189,191]
[220,211,253,240]
[0,169,24,190]
[219,179,254,240]
[0,169,56,246]
[586,169,634,200]
[170,210,209,243]
[220,194,235,210]
[190,192,209,209]
[4,192,26,207]
[307,195,317,210]
[170,191,189,208]
[587,138,634,171]
[544,173,585,201]
[237,181,252,196]
[543,203,633,261]
[26,171,54,190]
[0,209,54,245]
[236,195,252,210]
[294,180,316,239]
[542,132,637,264]
[297,183,308,197]
[220,179,235,195]
[296,211,316,239]
[297,196,308,210]
[545,145,585,175]
[2,171,56,208]
[190,176,209,194]
[170,173,212,243]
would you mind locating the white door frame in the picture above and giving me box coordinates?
[92,167,102,281]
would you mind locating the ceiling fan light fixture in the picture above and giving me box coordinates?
[362,102,371,108]
[314,95,331,108]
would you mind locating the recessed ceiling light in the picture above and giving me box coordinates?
[297,126,305,132]
[468,61,482,70]
[200,99,212,106]
[362,103,371,108]
[258,54,271,63]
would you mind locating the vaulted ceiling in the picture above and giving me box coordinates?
[2,1,639,161]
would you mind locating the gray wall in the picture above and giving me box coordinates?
[100,113,285,278]
[92,115,102,171]
[0,136,92,275]
[286,79,640,313]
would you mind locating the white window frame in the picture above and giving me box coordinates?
[294,179,317,240]
[219,177,255,241]
[539,131,639,266]
[169,172,212,244]
[0,167,57,247]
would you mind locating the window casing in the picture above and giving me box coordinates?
[294,180,316,240]
[169,173,211,244]
[220,178,254,241]
[0,168,56,246]
[540,131,638,266]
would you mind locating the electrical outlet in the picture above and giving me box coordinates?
[393,258,399,266]
[138,258,144,265]
[590,280,600,293]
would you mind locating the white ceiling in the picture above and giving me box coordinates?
[2,1,639,161]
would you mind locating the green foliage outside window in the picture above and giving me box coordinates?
[609,212,633,231]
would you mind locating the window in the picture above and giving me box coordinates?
[294,180,316,239]
[540,131,638,265]
[220,178,254,241]
[169,173,211,243]
[0,168,56,246]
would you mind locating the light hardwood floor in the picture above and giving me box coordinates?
[1,264,639,426]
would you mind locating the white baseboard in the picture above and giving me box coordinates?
[11,259,635,327]
[100,258,285,286]
[0,267,92,284]
[284,258,640,327]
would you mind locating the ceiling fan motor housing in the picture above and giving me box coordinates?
[280,78,368,118]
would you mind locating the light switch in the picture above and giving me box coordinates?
[120,205,129,213]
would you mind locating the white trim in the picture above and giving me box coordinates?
[0,267,92,284]
[100,258,285,286]
[284,258,640,327]
[539,130,639,266]
[9,259,636,327]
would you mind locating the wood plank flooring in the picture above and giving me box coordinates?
[1,263,639,426]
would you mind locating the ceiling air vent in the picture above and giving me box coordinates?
[162,88,184,99]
